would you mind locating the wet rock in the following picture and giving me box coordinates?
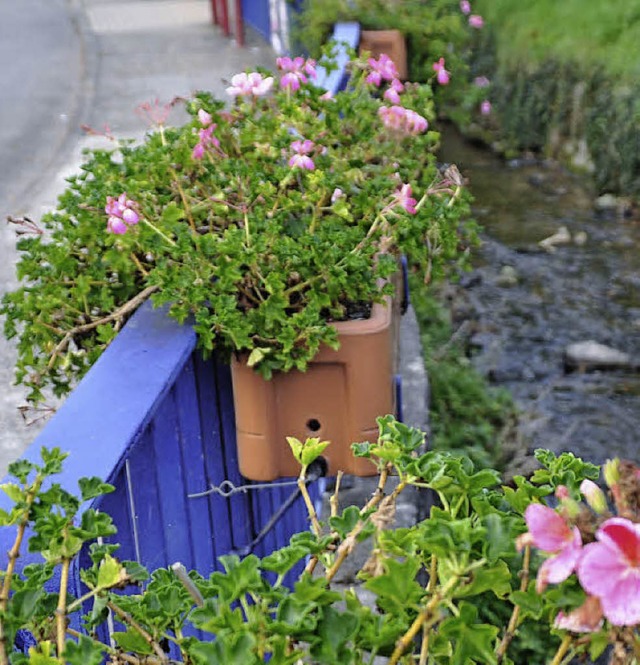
[564,341,633,373]
[573,230,588,246]
[594,193,618,210]
[495,265,518,287]
[538,226,571,252]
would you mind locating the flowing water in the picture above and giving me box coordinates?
[440,126,640,469]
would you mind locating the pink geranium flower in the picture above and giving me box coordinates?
[276,56,316,91]
[288,139,315,170]
[432,58,450,85]
[554,595,604,633]
[366,53,399,86]
[378,106,428,135]
[226,72,274,97]
[480,100,492,115]
[518,503,582,592]
[383,79,404,104]
[391,183,417,214]
[469,14,484,28]
[192,122,220,160]
[460,0,471,14]
[474,76,490,88]
[578,517,640,625]
[105,193,140,235]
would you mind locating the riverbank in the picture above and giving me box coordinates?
[471,0,640,202]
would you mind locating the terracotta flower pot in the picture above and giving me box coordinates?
[359,29,408,80]
[231,296,400,480]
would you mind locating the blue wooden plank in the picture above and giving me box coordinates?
[214,361,253,551]
[315,22,361,95]
[241,0,270,40]
[97,466,137,563]
[194,354,234,565]
[125,430,167,572]
[150,391,194,567]
[174,358,217,575]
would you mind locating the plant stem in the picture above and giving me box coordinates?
[325,467,393,583]
[142,219,177,247]
[549,635,573,665]
[330,471,343,518]
[298,469,322,538]
[47,285,159,369]
[388,575,461,665]
[496,545,530,663]
[56,557,71,657]
[107,601,168,661]
[0,477,42,665]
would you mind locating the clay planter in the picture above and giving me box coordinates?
[359,29,408,80]
[231,296,400,480]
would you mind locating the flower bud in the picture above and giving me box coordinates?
[555,485,580,518]
[580,479,607,514]
[603,459,620,489]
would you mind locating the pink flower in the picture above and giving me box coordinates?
[319,90,334,101]
[518,504,583,593]
[460,0,471,14]
[391,183,417,214]
[474,76,490,88]
[578,517,640,626]
[226,72,274,97]
[384,87,401,104]
[136,99,172,126]
[554,596,604,633]
[105,193,140,235]
[197,109,212,126]
[366,53,399,86]
[192,124,220,160]
[276,56,316,91]
[404,109,428,134]
[480,100,492,115]
[331,188,343,203]
[378,106,428,135]
[107,216,127,235]
[288,139,315,170]
[469,14,484,28]
[432,58,450,85]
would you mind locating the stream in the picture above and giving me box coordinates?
[440,127,640,470]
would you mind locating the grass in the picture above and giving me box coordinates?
[475,0,640,81]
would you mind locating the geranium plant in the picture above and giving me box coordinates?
[0,420,635,664]
[1,50,471,402]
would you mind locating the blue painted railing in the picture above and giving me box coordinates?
[0,302,318,589]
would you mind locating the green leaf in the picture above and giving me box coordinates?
[364,558,423,614]
[286,437,304,464]
[246,346,271,367]
[439,603,499,665]
[63,635,105,665]
[10,588,44,622]
[329,505,361,538]
[25,641,59,665]
[97,554,126,588]
[1,483,24,503]
[509,589,544,620]
[112,629,154,655]
[312,605,359,663]
[300,438,330,467]
[78,477,115,502]
[454,561,512,599]
[7,459,34,484]
[261,545,308,575]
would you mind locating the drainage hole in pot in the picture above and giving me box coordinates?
[306,418,321,432]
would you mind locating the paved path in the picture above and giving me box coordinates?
[0,0,274,471]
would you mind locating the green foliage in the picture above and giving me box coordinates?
[293,0,491,125]
[0,427,611,664]
[2,53,472,403]
[469,0,640,197]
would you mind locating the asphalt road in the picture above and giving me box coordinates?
[0,0,86,463]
